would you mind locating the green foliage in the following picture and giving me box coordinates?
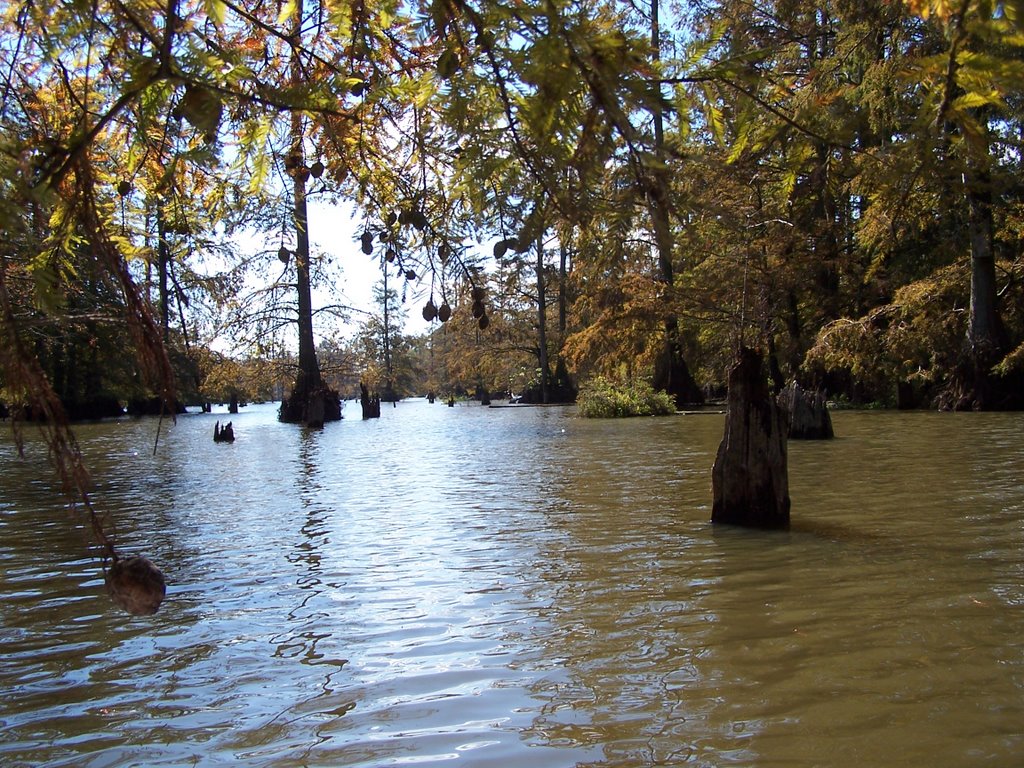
[2,0,1024,423]
[804,263,971,403]
[577,376,675,418]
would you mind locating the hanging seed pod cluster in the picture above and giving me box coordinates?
[471,285,489,329]
[422,296,454,323]
[361,201,490,330]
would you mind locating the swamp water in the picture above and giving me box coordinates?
[1,402,1022,767]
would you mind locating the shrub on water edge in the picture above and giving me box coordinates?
[577,377,676,418]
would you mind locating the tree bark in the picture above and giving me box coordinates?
[712,348,790,528]
[360,382,380,419]
[535,235,550,404]
[646,0,702,408]
[939,147,1008,411]
[778,380,834,440]
[156,205,170,343]
[278,0,340,427]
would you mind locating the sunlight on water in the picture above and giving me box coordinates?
[1,403,1022,766]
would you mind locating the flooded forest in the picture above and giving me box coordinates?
[2,1,1023,766]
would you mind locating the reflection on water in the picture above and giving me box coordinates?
[1,404,1023,767]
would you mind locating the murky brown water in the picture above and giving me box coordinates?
[1,403,1022,767]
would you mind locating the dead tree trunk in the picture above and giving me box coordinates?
[778,381,834,439]
[712,348,790,528]
[360,382,381,419]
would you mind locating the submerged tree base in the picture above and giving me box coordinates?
[712,348,790,528]
[653,340,704,408]
[778,381,834,439]
[279,376,342,428]
[360,382,381,419]
[939,340,1024,411]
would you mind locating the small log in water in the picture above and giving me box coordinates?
[711,347,790,528]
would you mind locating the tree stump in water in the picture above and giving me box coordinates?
[106,555,166,615]
[778,381,834,439]
[213,420,235,442]
[712,347,790,528]
[280,377,342,427]
[360,382,381,419]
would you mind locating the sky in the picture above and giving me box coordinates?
[306,200,434,339]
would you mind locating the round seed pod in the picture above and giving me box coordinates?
[179,85,222,134]
[385,249,396,263]
[361,232,374,255]
[436,48,459,79]
[475,31,494,51]
[471,286,486,302]
[438,302,452,322]
[493,240,508,258]
[309,160,325,179]
[438,243,450,264]
[278,246,290,263]
[117,180,132,197]
[386,211,398,227]
[471,299,485,318]
[411,210,428,231]
[405,269,417,280]
[422,300,437,322]
[478,313,490,330]
[106,555,166,616]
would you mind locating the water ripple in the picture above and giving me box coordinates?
[1,405,1022,766]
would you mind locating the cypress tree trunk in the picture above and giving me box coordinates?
[712,348,790,528]
[535,235,550,404]
[778,381,834,440]
[278,0,340,428]
[156,206,170,343]
[953,161,1005,409]
[647,0,702,408]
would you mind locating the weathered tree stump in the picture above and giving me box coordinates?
[213,420,235,442]
[360,382,381,419]
[778,381,834,439]
[712,347,790,528]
